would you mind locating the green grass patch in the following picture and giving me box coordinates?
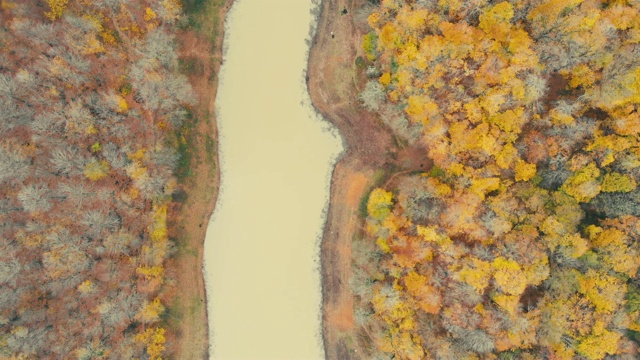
[392,134,409,150]
[628,330,640,346]
[205,133,216,166]
[179,56,205,76]
[176,137,193,180]
[626,283,640,313]
[163,295,185,329]
[358,191,371,219]
[428,165,445,179]
[188,295,204,317]
[390,56,399,73]
[180,0,226,43]
[119,82,132,96]
[171,232,199,258]
[177,238,199,257]
[174,0,228,183]
[182,0,209,14]
[163,293,204,332]
[175,110,197,181]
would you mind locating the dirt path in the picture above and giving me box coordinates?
[164,1,233,359]
[308,0,399,359]
[321,163,371,355]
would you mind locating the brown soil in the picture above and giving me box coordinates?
[163,1,233,359]
[323,170,369,335]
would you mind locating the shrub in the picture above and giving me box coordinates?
[359,80,385,111]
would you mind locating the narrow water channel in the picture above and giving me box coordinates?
[203,0,343,358]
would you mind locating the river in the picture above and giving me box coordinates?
[203,0,343,358]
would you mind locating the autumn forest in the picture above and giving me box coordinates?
[5,0,640,359]
[0,0,220,358]
[353,0,640,359]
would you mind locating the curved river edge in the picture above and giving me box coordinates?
[307,0,423,359]
[167,1,233,359]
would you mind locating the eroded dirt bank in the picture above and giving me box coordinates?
[308,1,389,359]
[308,0,432,358]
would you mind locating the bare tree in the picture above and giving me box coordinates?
[102,142,129,170]
[5,325,48,356]
[166,107,188,127]
[81,211,120,237]
[147,145,179,170]
[0,259,20,286]
[11,18,60,49]
[524,72,548,105]
[0,146,30,184]
[458,329,496,354]
[49,146,87,176]
[18,183,51,213]
[359,80,385,111]
[103,231,140,256]
[0,74,34,129]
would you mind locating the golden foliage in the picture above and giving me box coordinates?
[136,298,165,323]
[84,160,110,181]
[561,163,601,202]
[77,280,94,294]
[379,72,391,87]
[456,257,492,293]
[577,270,626,314]
[135,327,166,360]
[45,0,69,20]
[137,265,164,281]
[367,188,394,221]
[150,204,168,243]
[492,257,527,296]
[144,7,157,21]
[362,32,378,60]
[600,172,637,193]
[577,326,621,360]
[515,160,536,182]
[357,0,640,358]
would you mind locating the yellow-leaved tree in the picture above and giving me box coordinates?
[45,0,69,20]
[367,188,394,221]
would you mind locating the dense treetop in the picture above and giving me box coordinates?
[355,0,640,359]
[0,0,193,358]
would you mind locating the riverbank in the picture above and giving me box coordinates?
[307,1,389,359]
[163,1,233,358]
[307,0,427,359]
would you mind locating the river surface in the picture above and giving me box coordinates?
[203,0,343,358]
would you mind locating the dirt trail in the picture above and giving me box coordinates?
[323,169,368,335]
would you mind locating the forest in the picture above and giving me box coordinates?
[354,0,640,359]
[0,0,205,358]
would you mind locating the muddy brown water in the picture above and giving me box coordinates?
[203,0,344,358]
